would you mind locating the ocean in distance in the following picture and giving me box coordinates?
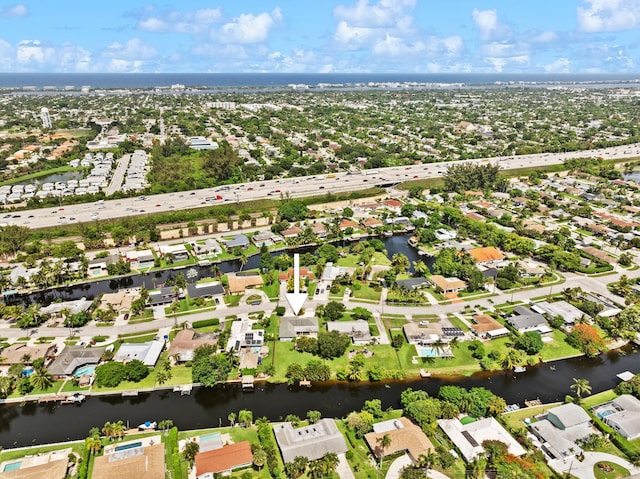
[0,72,639,89]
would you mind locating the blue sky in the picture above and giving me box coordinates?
[0,0,638,73]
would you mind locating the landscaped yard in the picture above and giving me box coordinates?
[539,329,582,361]
[351,281,382,301]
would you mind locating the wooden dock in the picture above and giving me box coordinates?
[242,375,255,390]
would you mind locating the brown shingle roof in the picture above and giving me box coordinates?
[227,273,264,294]
[92,444,165,479]
[364,417,435,461]
[471,314,505,334]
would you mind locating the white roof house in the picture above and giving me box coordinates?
[599,395,640,440]
[113,340,164,367]
[437,417,525,463]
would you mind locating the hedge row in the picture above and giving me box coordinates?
[192,318,220,328]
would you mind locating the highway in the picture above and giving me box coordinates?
[4,142,640,229]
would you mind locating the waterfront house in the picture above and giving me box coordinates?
[226,319,264,352]
[280,226,303,239]
[168,329,218,363]
[195,441,253,478]
[402,322,443,346]
[226,272,264,294]
[311,222,328,238]
[279,267,314,284]
[99,290,139,313]
[273,418,348,463]
[279,317,319,341]
[339,218,359,231]
[223,234,250,250]
[434,228,457,241]
[186,281,225,304]
[438,417,525,463]
[148,287,181,306]
[92,442,165,479]
[361,217,384,229]
[192,239,222,258]
[326,320,371,345]
[41,297,93,318]
[251,230,282,247]
[113,340,164,367]
[0,448,71,479]
[529,403,595,460]
[124,249,155,269]
[87,254,119,277]
[364,417,434,462]
[596,395,640,440]
[48,346,105,379]
[156,244,189,262]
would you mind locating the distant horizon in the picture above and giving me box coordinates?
[1,71,639,90]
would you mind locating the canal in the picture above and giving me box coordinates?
[1,345,637,448]
[7,233,427,308]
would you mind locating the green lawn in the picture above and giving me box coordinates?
[92,359,194,392]
[539,329,583,361]
[351,281,382,301]
[336,254,361,267]
[224,295,242,307]
[371,251,391,266]
[260,280,280,299]
[271,342,402,382]
[593,461,629,479]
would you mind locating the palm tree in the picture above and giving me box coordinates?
[322,452,339,475]
[571,378,592,400]
[238,252,248,271]
[252,447,268,473]
[102,422,114,441]
[228,412,237,427]
[417,450,437,472]
[86,436,102,455]
[488,396,507,416]
[31,367,53,391]
[376,433,392,475]
[413,260,429,276]
[112,420,126,440]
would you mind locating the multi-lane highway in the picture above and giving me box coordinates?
[4,142,640,229]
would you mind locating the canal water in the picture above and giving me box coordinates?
[7,233,429,307]
[1,345,637,448]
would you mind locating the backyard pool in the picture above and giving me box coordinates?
[416,347,439,357]
[114,441,142,452]
[73,365,96,377]
[2,462,21,472]
[200,432,221,442]
[21,368,34,377]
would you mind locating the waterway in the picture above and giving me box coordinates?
[6,233,428,307]
[1,345,637,448]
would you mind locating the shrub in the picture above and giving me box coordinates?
[192,318,220,328]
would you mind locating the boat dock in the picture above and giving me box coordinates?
[242,375,255,390]
[173,385,192,395]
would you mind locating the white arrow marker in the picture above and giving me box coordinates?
[285,253,308,315]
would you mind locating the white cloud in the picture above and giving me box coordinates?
[530,31,558,43]
[138,7,222,34]
[103,38,158,60]
[16,40,53,65]
[105,59,144,73]
[334,0,415,28]
[0,4,27,18]
[372,34,424,56]
[472,8,511,41]
[543,58,571,73]
[333,0,417,49]
[577,0,640,32]
[220,8,281,44]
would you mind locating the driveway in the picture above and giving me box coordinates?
[336,453,355,479]
[550,452,640,479]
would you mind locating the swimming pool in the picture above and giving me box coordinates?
[73,365,96,377]
[3,462,21,472]
[416,347,439,357]
[21,368,34,377]
[200,432,221,442]
[115,441,142,452]
[597,409,615,419]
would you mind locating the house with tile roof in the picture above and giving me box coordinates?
[365,417,434,462]
[195,441,253,478]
